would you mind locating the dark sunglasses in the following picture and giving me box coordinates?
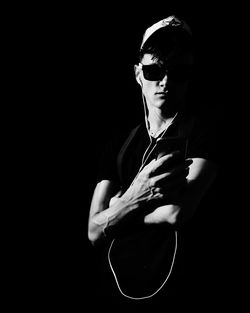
[139,63,192,82]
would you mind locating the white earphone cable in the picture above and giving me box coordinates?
[107,230,178,300]
[108,90,179,300]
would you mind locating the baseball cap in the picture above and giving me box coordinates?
[140,15,192,51]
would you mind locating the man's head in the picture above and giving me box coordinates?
[135,15,194,115]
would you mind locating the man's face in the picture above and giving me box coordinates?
[135,51,193,113]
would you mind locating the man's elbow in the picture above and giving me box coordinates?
[144,204,181,225]
[88,225,102,246]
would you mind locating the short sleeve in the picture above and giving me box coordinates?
[186,115,221,165]
[96,139,120,184]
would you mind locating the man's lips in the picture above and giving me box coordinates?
[155,91,168,96]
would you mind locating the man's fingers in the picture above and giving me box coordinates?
[150,152,178,174]
[150,172,170,186]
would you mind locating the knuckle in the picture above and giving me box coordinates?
[150,177,156,187]
[155,187,161,194]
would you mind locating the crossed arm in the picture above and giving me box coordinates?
[87,153,218,245]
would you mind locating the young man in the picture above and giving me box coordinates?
[87,15,219,311]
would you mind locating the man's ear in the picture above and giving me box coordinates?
[134,64,143,86]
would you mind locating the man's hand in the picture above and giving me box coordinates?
[121,151,192,206]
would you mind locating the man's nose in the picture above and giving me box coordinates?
[159,74,168,87]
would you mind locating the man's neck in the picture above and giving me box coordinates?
[147,111,178,137]
[147,110,177,130]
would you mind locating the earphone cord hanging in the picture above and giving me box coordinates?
[107,91,178,300]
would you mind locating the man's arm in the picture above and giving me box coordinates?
[143,158,218,225]
[87,154,213,244]
[88,154,179,244]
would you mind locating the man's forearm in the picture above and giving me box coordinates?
[89,197,139,244]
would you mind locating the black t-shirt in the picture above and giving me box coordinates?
[94,113,223,310]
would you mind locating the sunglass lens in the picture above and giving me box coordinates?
[142,64,165,81]
[142,64,192,82]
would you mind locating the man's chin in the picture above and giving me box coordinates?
[153,99,181,114]
[154,98,169,108]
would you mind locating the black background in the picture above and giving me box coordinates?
[10,2,247,311]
